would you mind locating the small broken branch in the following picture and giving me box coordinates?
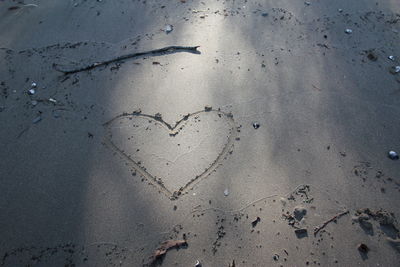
[314,210,349,236]
[53,45,200,74]
[152,239,187,260]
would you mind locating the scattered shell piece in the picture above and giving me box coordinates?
[194,260,202,267]
[280,197,287,206]
[164,24,173,34]
[31,82,37,88]
[253,122,260,129]
[388,150,399,160]
[32,116,42,124]
[28,89,35,95]
[224,189,229,196]
[272,254,279,261]
[345,29,352,34]
[48,98,57,104]
[388,55,395,61]
[390,66,400,74]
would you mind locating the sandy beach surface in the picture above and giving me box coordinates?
[1,0,400,266]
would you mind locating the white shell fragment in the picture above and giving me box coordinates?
[388,151,399,160]
[224,189,229,196]
[164,24,173,34]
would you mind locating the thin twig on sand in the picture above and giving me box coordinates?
[314,210,349,236]
[53,45,200,74]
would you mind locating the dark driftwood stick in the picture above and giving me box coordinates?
[53,45,200,74]
[314,210,349,236]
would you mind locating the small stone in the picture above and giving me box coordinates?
[52,110,61,118]
[366,51,378,61]
[32,116,42,124]
[357,243,369,253]
[154,113,162,120]
[252,122,260,129]
[273,254,279,261]
[204,105,212,111]
[251,217,261,227]
[31,100,38,106]
[261,12,269,17]
[345,29,352,34]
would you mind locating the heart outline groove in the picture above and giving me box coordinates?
[103,109,237,199]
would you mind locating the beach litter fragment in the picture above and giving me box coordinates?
[294,228,308,238]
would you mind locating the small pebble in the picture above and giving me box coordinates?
[253,122,260,129]
[224,189,229,196]
[345,29,352,34]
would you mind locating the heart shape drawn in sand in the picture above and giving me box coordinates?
[103,109,237,199]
